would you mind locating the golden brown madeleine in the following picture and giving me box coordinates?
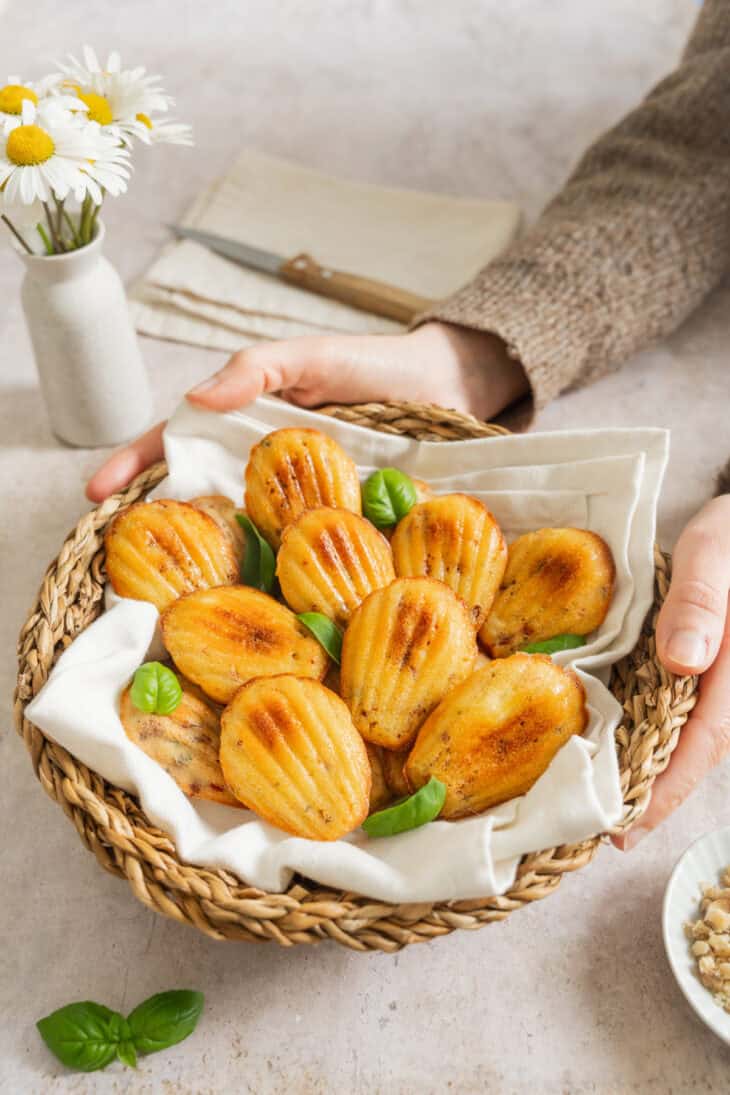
[480,527,616,657]
[406,653,588,817]
[340,577,478,750]
[381,746,411,799]
[366,743,393,812]
[105,498,238,612]
[220,675,371,840]
[277,507,395,626]
[190,495,246,563]
[119,674,242,808]
[391,494,507,628]
[161,585,329,703]
[244,427,361,549]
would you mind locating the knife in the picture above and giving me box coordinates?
[168,224,434,325]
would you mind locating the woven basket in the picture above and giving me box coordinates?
[14,401,698,952]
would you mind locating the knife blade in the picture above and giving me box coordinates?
[167,224,433,325]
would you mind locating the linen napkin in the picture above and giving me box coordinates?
[26,401,669,903]
[129,148,522,350]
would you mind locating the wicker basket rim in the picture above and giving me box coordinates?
[13,399,698,950]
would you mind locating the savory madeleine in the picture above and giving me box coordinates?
[244,427,361,549]
[220,675,371,840]
[391,494,507,628]
[366,743,393,813]
[190,495,246,564]
[277,507,395,626]
[480,527,615,657]
[381,746,411,799]
[105,498,238,612]
[119,674,241,808]
[340,577,478,750]
[405,653,588,817]
[161,585,329,704]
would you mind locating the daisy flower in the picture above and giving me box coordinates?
[55,45,187,147]
[0,98,130,207]
[0,73,85,125]
[134,114,193,147]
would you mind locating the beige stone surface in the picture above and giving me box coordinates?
[2,2,730,1091]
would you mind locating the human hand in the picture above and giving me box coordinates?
[616,496,730,849]
[85,321,528,502]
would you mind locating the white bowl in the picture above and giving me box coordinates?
[663,826,730,1044]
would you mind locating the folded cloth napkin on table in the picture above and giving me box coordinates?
[129,148,522,350]
[26,400,669,904]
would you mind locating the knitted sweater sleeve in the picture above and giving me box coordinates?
[418,1,730,423]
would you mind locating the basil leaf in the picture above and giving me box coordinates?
[116,1041,138,1069]
[130,662,182,715]
[521,633,586,655]
[128,990,204,1056]
[296,612,343,664]
[362,468,417,528]
[236,514,276,594]
[36,1001,121,1073]
[363,776,447,838]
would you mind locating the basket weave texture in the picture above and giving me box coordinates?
[14,401,698,951]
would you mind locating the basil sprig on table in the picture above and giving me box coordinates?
[130,662,182,715]
[363,776,447,838]
[236,513,276,594]
[521,633,586,655]
[362,467,417,528]
[36,990,204,1073]
[296,612,343,664]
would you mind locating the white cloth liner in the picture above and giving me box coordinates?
[27,399,669,902]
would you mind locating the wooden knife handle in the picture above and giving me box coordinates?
[280,253,433,325]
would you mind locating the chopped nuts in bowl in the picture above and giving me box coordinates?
[663,827,730,1044]
[685,870,730,1013]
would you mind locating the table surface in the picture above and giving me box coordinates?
[2,2,730,1091]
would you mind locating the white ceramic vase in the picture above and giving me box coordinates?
[19,221,152,448]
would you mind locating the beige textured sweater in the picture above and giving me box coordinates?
[427,0,730,425]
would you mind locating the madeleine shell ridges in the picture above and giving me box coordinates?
[119,674,241,808]
[161,585,329,704]
[480,527,616,657]
[340,576,478,750]
[220,675,371,840]
[391,493,507,628]
[244,427,362,549]
[277,507,395,625]
[405,653,588,818]
[190,494,247,562]
[105,498,239,611]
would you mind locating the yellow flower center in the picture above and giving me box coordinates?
[6,124,55,166]
[76,90,114,126]
[136,112,153,129]
[0,84,38,115]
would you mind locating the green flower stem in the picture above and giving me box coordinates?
[62,209,82,248]
[36,223,53,255]
[79,195,94,245]
[54,195,65,238]
[43,201,63,253]
[1,213,33,254]
[88,201,102,241]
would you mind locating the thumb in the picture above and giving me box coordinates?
[655,496,730,675]
[185,338,333,411]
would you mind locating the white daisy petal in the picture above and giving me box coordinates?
[82,45,101,74]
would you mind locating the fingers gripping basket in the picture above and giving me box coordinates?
[14,402,698,951]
